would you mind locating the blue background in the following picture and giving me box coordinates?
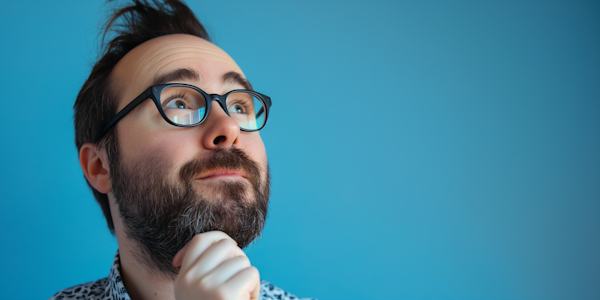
[1,1,599,299]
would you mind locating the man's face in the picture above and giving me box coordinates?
[111,34,268,188]
[106,34,270,277]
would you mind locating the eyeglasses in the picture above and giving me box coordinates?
[98,83,272,139]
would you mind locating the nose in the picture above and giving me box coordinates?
[200,100,240,149]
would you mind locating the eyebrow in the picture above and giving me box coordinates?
[152,68,253,91]
[152,68,200,86]
[222,71,253,90]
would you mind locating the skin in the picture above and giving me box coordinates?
[79,34,267,300]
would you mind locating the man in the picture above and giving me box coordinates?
[50,1,312,299]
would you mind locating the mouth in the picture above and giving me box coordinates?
[196,168,246,180]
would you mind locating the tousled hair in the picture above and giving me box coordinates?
[74,0,211,233]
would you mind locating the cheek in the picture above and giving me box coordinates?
[241,133,268,170]
[147,131,199,168]
[116,102,170,160]
[118,124,191,177]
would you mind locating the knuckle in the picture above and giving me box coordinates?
[250,265,259,275]
[198,274,212,289]
[218,238,237,249]
[235,255,251,266]
[214,285,231,299]
[191,233,207,245]
[176,272,195,290]
[218,238,232,245]
[247,265,259,277]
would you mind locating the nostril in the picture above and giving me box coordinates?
[213,135,226,145]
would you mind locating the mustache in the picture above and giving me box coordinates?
[179,147,261,185]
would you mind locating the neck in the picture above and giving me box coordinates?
[110,197,176,300]
[118,243,175,300]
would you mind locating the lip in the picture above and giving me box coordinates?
[196,169,246,180]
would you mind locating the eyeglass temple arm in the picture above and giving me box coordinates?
[97,87,153,139]
[257,94,271,119]
[256,106,265,118]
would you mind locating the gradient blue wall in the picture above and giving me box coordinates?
[1,1,599,299]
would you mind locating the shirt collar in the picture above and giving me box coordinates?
[106,250,132,300]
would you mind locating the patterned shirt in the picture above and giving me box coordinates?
[49,251,313,300]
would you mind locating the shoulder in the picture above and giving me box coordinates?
[48,278,110,300]
[260,280,316,300]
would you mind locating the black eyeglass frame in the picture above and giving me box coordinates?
[98,83,272,139]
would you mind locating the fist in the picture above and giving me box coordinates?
[172,231,261,300]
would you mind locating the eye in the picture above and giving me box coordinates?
[165,99,189,109]
[229,103,246,114]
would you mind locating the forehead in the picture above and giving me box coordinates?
[111,34,245,108]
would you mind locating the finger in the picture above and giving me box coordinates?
[187,239,246,278]
[200,256,251,287]
[223,266,261,300]
[172,243,190,267]
[178,231,236,272]
[250,277,261,300]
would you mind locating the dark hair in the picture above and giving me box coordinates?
[74,0,211,233]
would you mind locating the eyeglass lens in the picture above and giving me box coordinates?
[160,86,266,130]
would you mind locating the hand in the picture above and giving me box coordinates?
[172,231,261,300]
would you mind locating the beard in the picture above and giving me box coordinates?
[109,146,270,279]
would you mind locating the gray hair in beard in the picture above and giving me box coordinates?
[109,147,270,279]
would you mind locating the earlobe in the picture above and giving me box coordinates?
[79,143,112,194]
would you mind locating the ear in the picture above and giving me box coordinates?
[79,143,112,194]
